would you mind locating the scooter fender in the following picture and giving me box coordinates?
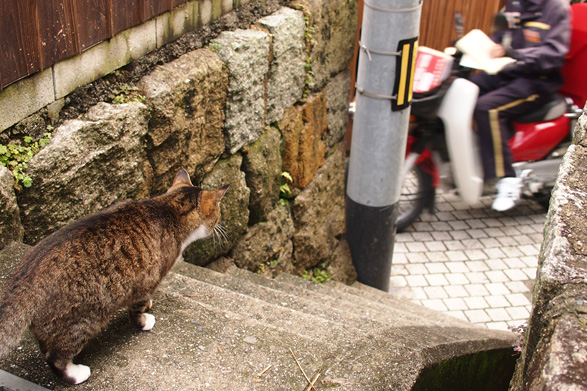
[437,78,484,206]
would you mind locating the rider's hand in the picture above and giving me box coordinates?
[489,44,506,58]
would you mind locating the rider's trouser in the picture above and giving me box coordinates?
[470,72,556,180]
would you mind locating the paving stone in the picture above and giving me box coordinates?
[445,250,468,261]
[485,259,508,270]
[485,283,511,295]
[504,269,530,281]
[467,272,490,284]
[522,267,537,279]
[487,308,511,322]
[391,193,546,329]
[423,286,449,299]
[446,273,470,285]
[505,281,531,293]
[405,264,427,276]
[425,241,448,252]
[425,274,450,286]
[444,285,469,298]
[465,284,491,297]
[485,295,510,308]
[426,263,450,274]
[468,260,490,272]
[444,298,468,311]
[506,293,531,307]
[485,270,510,283]
[464,297,489,310]
[422,299,448,312]
[465,309,492,323]
[406,275,428,287]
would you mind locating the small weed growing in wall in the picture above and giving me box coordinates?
[302,263,333,284]
[280,171,293,196]
[277,171,294,207]
[256,259,281,274]
[0,132,52,190]
[112,84,146,105]
[208,41,221,53]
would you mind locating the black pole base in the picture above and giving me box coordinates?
[345,195,397,292]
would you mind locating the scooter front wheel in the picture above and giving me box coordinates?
[397,163,434,232]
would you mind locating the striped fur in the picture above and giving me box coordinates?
[0,169,228,384]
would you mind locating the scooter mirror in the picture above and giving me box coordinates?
[444,47,458,56]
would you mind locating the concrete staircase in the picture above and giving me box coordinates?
[0,242,517,390]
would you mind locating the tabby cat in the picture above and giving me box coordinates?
[0,169,228,384]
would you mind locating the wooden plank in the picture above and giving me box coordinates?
[38,0,79,68]
[110,0,142,35]
[144,0,172,20]
[172,0,191,7]
[0,0,41,88]
[73,0,110,51]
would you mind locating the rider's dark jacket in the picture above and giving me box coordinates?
[492,0,570,85]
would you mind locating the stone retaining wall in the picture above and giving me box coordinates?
[0,0,358,282]
[509,107,587,390]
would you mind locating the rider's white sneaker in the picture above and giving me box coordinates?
[492,177,523,212]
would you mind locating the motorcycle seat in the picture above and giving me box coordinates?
[515,94,567,123]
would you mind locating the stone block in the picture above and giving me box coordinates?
[183,153,250,266]
[241,126,282,224]
[325,69,351,148]
[510,117,587,390]
[54,20,157,99]
[279,90,327,188]
[255,7,306,124]
[0,166,24,250]
[0,68,54,132]
[212,29,270,154]
[289,0,358,92]
[328,239,358,285]
[292,143,346,270]
[18,102,153,244]
[138,49,228,193]
[229,205,295,273]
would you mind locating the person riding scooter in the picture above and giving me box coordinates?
[471,0,570,211]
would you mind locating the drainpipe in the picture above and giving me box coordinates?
[346,0,422,291]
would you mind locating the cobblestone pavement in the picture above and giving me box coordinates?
[390,189,547,331]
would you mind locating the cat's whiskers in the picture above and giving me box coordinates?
[212,224,229,248]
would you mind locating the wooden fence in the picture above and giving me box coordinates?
[5,0,577,92]
[0,0,190,90]
[420,0,505,51]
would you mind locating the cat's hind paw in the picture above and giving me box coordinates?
[65,362,91,384]
[141,313,156,331]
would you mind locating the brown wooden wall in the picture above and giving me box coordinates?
[0,0,190,90]
[420,0,506,51]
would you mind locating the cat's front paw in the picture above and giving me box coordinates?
[141,313,156,331]
[65,362,91,384]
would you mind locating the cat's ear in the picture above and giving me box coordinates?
[199,185,229,215]
[216,184,229,202]
[167,169,193,192]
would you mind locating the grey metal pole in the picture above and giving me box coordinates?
[346,0,422,291]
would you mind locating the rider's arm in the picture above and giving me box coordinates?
[500,0,570,75]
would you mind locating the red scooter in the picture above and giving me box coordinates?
[397,3,587,231]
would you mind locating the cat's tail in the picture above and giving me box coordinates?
[0,281,38,358]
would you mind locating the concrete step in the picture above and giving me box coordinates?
[0,242,518,390]
[273,271,470,328]
[173,261,385,334]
